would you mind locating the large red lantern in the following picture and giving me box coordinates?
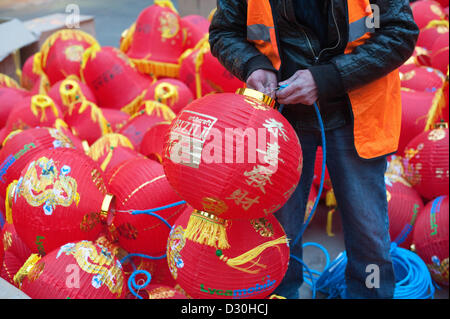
[106,157,186,256]
[118,101,175,148]
[145,78,194,114]
[139,121,171,163]
[80,44,150,114]
[0,87,30,129]
[403,126,449,200]
[0,222,32,286]
[385,174,424,249]
[398,88,436,154]
[178,36,244,99]
[430,33,449,74]
[400,66,445,93]
[8,148,108,255]
[413,195,449,286]
[16,240,125,298]
[0,127,82,215]
[166,208,289,299]
[1,95,62,139]
[125,1,184,78]
[417,22,449,51]
[33,29,98,86]
[181,15,210,51]
[411,0,447,29]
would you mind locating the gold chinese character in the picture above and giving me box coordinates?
[244,165,274,194]
[227,188,260,211]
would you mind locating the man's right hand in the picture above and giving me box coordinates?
[246,69,278,99]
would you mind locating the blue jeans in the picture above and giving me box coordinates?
[273,121,395,299]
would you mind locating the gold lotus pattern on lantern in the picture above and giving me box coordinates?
[56,241,124,296]
[16,157,80,216]
[64,45,85,62]
[159,11,179,39]
[250,218,274,238]
[167,225,186,280]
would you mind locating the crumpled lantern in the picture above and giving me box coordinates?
[16,240,125,298]
[106,157,186,256]
[63,99,112,145]
[87,133,142,175]
[166,208,289,299]
[403,125,449,200]
[33,29,98,86]
[385,174,424,249]
[0,127,82,215]
[118,100,175,148]
[400,66,445,93]
[47,77,97,116]
[1,94,62,140]
[179,36,244,99]
[413,195,449,286]
[80,44,150,114]
[398,88,436,154]
[7,148,109,255]
[145,78,194,114]
[162,89,301,249]
[0,86,30,129]
[411,0,447,29]
[0,222,32,286]
[139,121,171,163]
[124,1,184,78]
[180,14,210,51]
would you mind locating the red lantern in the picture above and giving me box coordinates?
[411,0,447,29]
[63,99,112,145]
[430,33,449,74]
[398,88,436,154]
[17,240,125,298]
[139,121,171,163]
[101,108,130,132]
[106,157,186,256]
[413,195,449,286]
[400,66,445,93]
[8,148,108,255]
[1,95,62,139]
[80,45,150,114]
[20,54,41,92]
[385,174,424,249]
[417,23,449,51]
[166,209,289,299]
[87,133,142,176]
[47,77,97,116]
[34,29,98,86]
[145,78,194,114]
[179,36,244,99]
[403,126,449,200]
[0,87,30,128]
[125,2,184,78]
[118,101,175,148]
[0,127,82,215]
[181,15,210,50]
[0,222,32,286]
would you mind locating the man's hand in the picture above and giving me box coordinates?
[246,69,278,99]
[276,70,318,105]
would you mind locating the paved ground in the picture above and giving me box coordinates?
[1,0,448,300]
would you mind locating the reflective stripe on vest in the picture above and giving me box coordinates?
[247,0,281,70]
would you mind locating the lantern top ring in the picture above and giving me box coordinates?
[101,194,114,223]
[235,88,276,108]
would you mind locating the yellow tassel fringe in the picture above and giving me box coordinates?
[183,210,230,249]
[5,180,18,225]
[425,66,449,131]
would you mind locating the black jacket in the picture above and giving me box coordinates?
[209,0,419,125]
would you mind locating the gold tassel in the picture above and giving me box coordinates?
[77,100,111,135]
[80,42,102,76]
[100,150,114,171]
[193,35,210,99]
[60,79,84,111]
[120,89,148,115]
[425,66,449,131]
[88,133,134,161]
[30,95,60,122]
[325,189,337,208]
[183,210,230,249]
[424,19,449,30]
[154,82,179,106]
[326,208,336,237]
[13,254,41,288]
[130,58,181,78]
[5,180,18,225]
[217,236,288,274]
[119,23,136,53]
[0,74,20,89]
[141,100,176,121]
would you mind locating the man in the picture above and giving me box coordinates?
[209,0,419,299]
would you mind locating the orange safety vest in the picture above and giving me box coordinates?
[247,0,402,160]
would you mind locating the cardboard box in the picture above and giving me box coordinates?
[178,0,216,18]
[0,18,38,82]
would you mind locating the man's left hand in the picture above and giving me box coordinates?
[276,70,319,105]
